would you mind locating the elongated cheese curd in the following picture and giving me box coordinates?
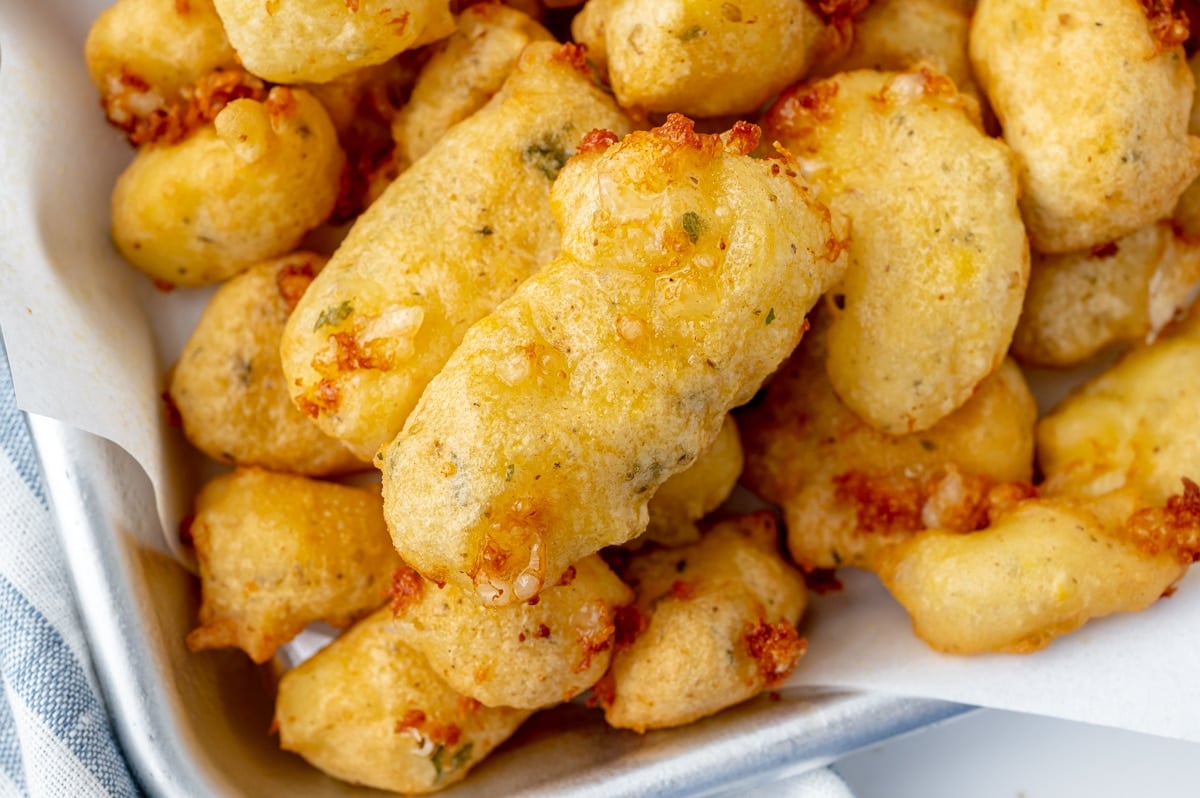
[739,313,1037,571]
[169,253,366,475]
[391,3,555,169]
[598,513,807,732]
[111,88,344,287]
[211,0,455,83]
[875,307,1200,653]
[281,43,633,461]
[873,498,1191,654]
[388,555,633,709]
[380,114,848,606]
[276,607,530,794]
[765,68,1028,434]
[573,0,828,117]
[970,0,1200,253]
[185,469,399,663]
[1012,221,1200,368]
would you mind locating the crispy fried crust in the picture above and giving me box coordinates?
[212,0,455,83]
[275,608,530,794]
[380,113,847,605]
[387,555,633,709]
[739,312,1037,570]
[765,67,1028,434]
[169,254,365,475]
[186,469,399,662]
[971,0,1200,252]
[872,306,1200,653]
[600,513,807,732]
[1012,221,1200,367]
[575,0,830,117]
[281,43,634,461]
[111,88,344,287]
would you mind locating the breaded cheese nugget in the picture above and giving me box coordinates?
[391,3,554,168]
[186,469,399,663]
[169,253,365,475]
[281,44,632,461]
[1037,304,1200,508]
[874,307,1200,653]
[640,414,743,548]
[276,608,530,794]
[873,497,1193,654]
[573,0,828,117]
[111,88,344,288]
[597,513,807,732]
[809,0,981,104]
[388,555,633,709]
[1172,52,1200,238]
[85,0,238,137]
[970,0,1200,253]
[765,69,1028,433]
[212,0,454,84]
[380,115,848,605]
[1012,222,1200,367]
[739,313,1037,571]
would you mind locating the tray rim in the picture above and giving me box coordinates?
[27,412,974,797]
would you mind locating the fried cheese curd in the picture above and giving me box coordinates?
[84,0,240,143]
[1012,221,1200,368]
[380,115,848,607]
[970,0,1200,253]
[1171,52,1200,237]
[809,0,982,106]
[111,88,344,288]
[572,0,829,117]
[640,413,744,548]
[169,253,365,475]
[186,469,400,663]
[874,307,1200,654]
[739,313,1038,572]
[596,512,807,733]
[387,555,633,709]
[391,3,555,169]
[281,43,633,461]
[275,607,531,794]
[211,0,455,84]
[764,68,1028,434]
[302,55,426,222]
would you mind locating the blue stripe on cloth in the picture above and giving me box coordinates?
[0,342,47,510]
[0,575,139,797]
[0,679,28,795]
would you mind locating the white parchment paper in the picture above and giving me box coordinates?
[2,0,1198,744]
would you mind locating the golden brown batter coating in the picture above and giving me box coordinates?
[380,114,847,606]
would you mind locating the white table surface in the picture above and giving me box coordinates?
[834,708,1200,797]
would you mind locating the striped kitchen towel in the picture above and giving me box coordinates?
[0,337,140,798]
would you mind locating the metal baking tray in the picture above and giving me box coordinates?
[28,413,971,797]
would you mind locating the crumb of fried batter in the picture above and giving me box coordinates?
[550,42,591,74]
[388,565,425,614]
[275,260,316,311]
[578,128,620,154]
[1125,478,1200,563]
[743,620,806,687]
[1141,0,1190,51]
[613,604,647,649]
[573,603,616,674]
[114,68,267,148]
[765,81,840,142]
